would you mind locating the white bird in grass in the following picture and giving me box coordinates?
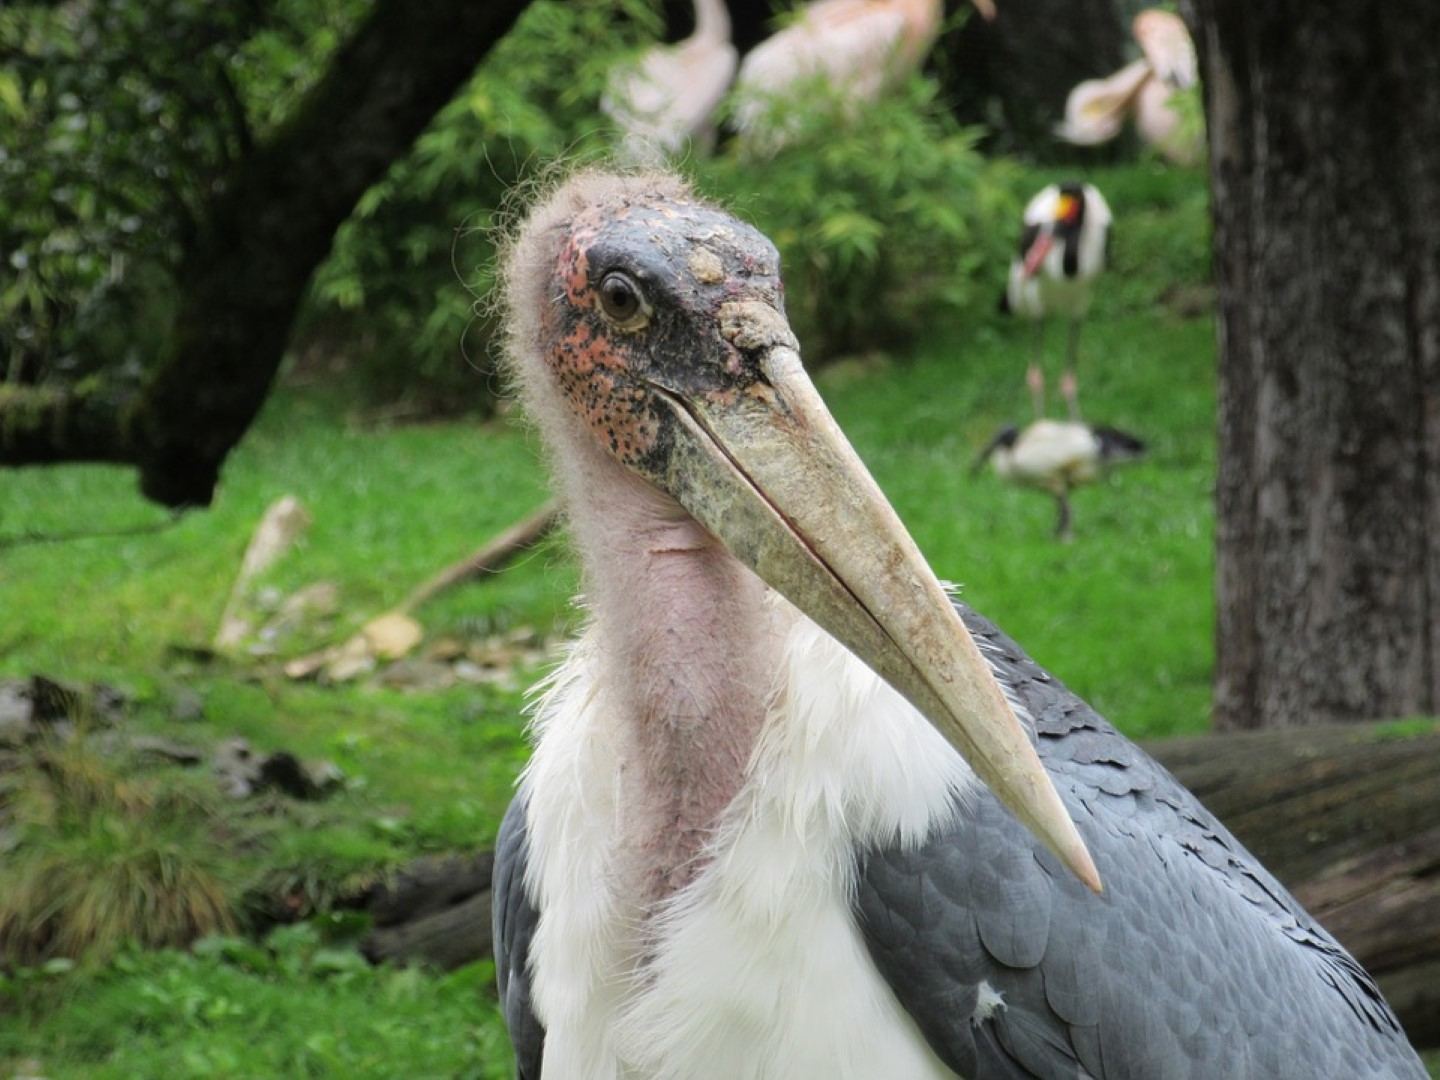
[601,0,738,164]
[731,0,948,150]
[972,419,1145,540]
[491,171,1425,1080]
[1002,181,1112,420]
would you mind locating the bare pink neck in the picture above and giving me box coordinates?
[553,428,775,902]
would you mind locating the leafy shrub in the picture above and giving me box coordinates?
[308,5,1017,404]
[697,76,1018,359]
[0,739,236,966]
[0,0,365,385]
[303,0,657,412]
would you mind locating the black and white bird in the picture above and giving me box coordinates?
[973,419,1145,540]
[491,172,1424,1079]
[1002,182,1111,420]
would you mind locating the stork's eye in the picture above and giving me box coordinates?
[598,271,650,329]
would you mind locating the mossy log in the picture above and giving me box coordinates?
[1151,721,1440,1049]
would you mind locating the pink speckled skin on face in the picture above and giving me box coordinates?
[541,198,785,480]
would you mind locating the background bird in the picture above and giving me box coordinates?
[1002,181,1111,420]
[492,172,1424,1080]
[973,418,1145,540]
[731,0,944,151]
[601,0,737,164]
[1057,9,1202,165]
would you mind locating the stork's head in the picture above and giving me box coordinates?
[1021,181,1090,277]
[501,172,1100,893]
[1054,182,1087,229]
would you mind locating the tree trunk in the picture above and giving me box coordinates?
[0,0,533,508]
[1184,1,1440,728]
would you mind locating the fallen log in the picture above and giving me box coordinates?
[349,852,496,971]
[214,496,312,651]
[354,721,1440,1047]
[1149,721,1440,1049]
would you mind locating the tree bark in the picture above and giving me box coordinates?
[1184,0,1440,728]
[0,0,532,507]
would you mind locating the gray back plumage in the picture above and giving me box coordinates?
[494,796,544,1080]
[854,605,1424,1079]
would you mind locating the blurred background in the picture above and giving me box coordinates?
[1,1,1436,1075]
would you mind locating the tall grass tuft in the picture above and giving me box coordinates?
[0,738,236,966]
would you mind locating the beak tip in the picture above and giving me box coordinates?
[1059,831,1104,895]
[1077,852,1104,895]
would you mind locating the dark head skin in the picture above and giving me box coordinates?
[541,199,789,485]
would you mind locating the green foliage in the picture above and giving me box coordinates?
[697,77,1018,358]
[1370,717,1440,742]
[307,5,1016,402]
[0,739,235,966]
[0,932,512,1079]
[305,0,657,410]
[0,0,364,383]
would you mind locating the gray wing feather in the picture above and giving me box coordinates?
[494,795,545,1080]
[855,603,1426,1079]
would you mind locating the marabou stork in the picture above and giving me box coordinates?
[601,0,738,164]
[973,419,1145,540]
[492,172,1425,1079]
[1002,182,1111,420]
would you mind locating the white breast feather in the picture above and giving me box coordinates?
[520,596,988,1079]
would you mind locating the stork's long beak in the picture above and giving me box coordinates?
[971,429,1012,476]
[648,309,1101,893]
[1022,229,1054,277]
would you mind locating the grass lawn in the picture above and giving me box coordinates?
[0,161,1223,1076]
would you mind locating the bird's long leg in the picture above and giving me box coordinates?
[1054,489,1073,542]
[1062,317,1082,420]
[1027,321,1046,419]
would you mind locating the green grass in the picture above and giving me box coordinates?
[1,929,511,1079]
[0,160,1221,1074]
